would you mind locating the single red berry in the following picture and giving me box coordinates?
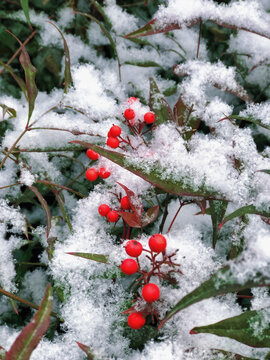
[142,283,160,303]
[107,210,119,223]
[85,168,98,181]
[124,108,135,121]
[148,234,167,253]
[125,240,143,257]
[120,258,138,275]
[86,149,99,161]
[121,196,131,210]
[127,97,137,104]
[109,125,121,137]
[144,112,155,124]
[128,312,145,329]
[98,204,110,216]
[107,137,119,149]
[99,167,111,179]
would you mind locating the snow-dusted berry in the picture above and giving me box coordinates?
[124,108,135,121]
[98,167,111,179]
[109,125,121,137]
[86,149,99,161]
[85,168,98,181]
[144,112,155,124]
[128,312,145,329]
[107,210,119,223]
[98,204,110,216]
[125,240,143,257]
[120,259,138,275]
[142,283,160,302]
[127,97,138,104]
[121,196,131,210]
[149,234,167,253]
[107,137,119,149]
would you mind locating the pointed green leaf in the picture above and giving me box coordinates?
[124,19,182,39]
[5,284,53,360]
[0,61,27,99]
[191,308,270,348]
[70,141,223,199]
[221,115,270,131]
[28,186,51,238]
[67,252,108,264]
[209,200,228,249]
[149,78,174,126]
[257,170,270,175]
[124,61,161,68]
[48,22,72,94]
[159,266,270,329]
[90,0,112,30]
[20,0,32,28]
[8,298,18,315]
[76,342,95,359]
[0,104,16,119]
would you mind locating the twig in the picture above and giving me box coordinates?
[196,19,202,59]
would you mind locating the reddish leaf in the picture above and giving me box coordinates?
[5,284,53,360]
[76,342,94,359]
[117,182,143,220]
[194,199,207,215]
[117,211,142,228]
[142,205,159,227]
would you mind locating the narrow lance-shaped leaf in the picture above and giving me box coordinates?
[0,104,16,119]
[20,0,32,28]
[67,252,109,264]
[5,31,38,124]
[47,22,72,93]
[257,170,270,175]
[70,141,224,200]
[149,77,174,126]
[0,61,27,99]
[124,60,161,68]
[159,266,270,329]
[76,342,95,360]
[190,308,270,348]
[8,298,18,315]
[209,200,228,249]
[28,186,51,238]
[220,115,270,131]
[5,284,53,360]
[210,349,260,360]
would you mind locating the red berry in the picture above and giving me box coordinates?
[148,234,167,253]
[142,283,160,303]
[125,240,143,257]
[120,259,138,275]
[127,97,137,104]
[109,125,121,137]
[144,112,155,124]
[124,108,135,121]
[128,312,145,329]
[107,137,119,149]
[86,149,99,161]
[107,210,119,223]
[99,167,111,179]
[98,204,110,216]
[85,168,98,181]
[121,196,131,210]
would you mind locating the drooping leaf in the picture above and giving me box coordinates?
[0,61,27,99]
[5,31,38,124]
[117,182,143,220]
[76,342,95,360]
[209,200,228,248]
[20,0,32,28]
[0,104,16,119]
[70,141,223,199]
[67,252,108,264]
[28,186,51,238]
[190,308,270,348]
[117,211,142,228]
[90,0,112,30]
[5,284,53,360]
[142,205,159,227]
[159,266,270,329]
[219,204,270,229]
[149,78,174,126]
[48,22,72,93]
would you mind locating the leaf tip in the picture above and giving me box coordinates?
[189,329,198,335]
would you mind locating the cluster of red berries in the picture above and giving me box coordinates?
[106,125,121,149]
[85,149,111,182]
[97,195,131,223]
[124,97,155,125]
[120,234,167,330]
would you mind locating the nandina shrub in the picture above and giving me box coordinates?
[0,0,269,359]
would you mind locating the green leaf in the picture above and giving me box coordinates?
[124,60,161,68]
[0,61,27,99]
[209,200,228,249]
[90,0,112,30]
[265,351,270,359]
[0,346,6,360]
[0,104,16,119]
[220,204,270,228]
[20,0,32,28]
[221,115,270,131]
[5,31,38,124]
[210,349,260,360]
[67,252,109,264]
[70,141,222,199]
[46,237,57,262]
[8,298,18,315]
[159,266,270,329]
[5,284,53,360]
[149,78,174,126]
[51,188,73,234]
[124,19,182,39]
[190,308,270,348]
[257,170,270,175]
[48,22,72,94]
[163,85,178,97]
[28,186,51,239]
[173,94,188,126]
[76,342,95,359]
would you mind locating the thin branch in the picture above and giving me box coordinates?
[196,19,202,59]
